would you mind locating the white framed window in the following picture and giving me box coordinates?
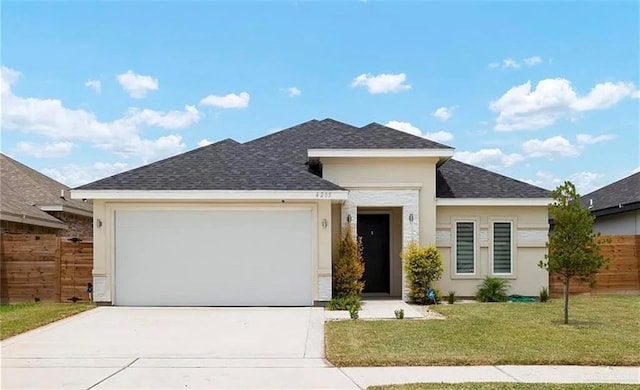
[454,221,476,275]
[491,221,513,275]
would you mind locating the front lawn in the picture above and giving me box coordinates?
[370,384,639,390]
[326,295,640,366]
[0,302,95,340]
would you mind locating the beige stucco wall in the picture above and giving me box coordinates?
[435,205,549,297]
[322,157,438,244]
[91,198,332,303]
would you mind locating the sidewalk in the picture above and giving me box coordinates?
[341,365,640,388]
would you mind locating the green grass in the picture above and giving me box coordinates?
[0,302,95,340]
[369,384,639,390]
[326,295,640,366]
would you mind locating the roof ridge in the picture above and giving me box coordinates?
[582,171,640,197]
[359,122,454,149]
[447,158,550,192]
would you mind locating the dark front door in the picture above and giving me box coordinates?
[357,214,390,293]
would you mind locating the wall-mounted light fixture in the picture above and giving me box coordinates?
[321,218,328,228]
[347,214,352,223]
[409,213,414,222]
[96,218,102,228]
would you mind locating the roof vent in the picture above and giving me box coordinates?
[588,199,593,209]
[60,189,69,200]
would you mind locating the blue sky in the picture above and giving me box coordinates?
[1,1,638,193]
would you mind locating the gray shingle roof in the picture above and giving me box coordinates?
[1,153,92,227]
[436,159,551,198]
[245,119,452,165]
[76,139,344,191]
[580,172,640,212]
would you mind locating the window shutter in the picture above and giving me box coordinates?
[493,222,512,273]
[456,222,474,274]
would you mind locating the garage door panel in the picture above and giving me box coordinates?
[114,209,313,306]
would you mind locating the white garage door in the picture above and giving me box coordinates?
[114,208,313,306]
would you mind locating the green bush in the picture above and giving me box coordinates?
[402,242,444,304]
[475,277,510,302]
[539,286,550,302]
[394,309,404,319]
[332,224,365,299]
[326,295,361,311]
[447,290,456,304]
[348,306,359,320]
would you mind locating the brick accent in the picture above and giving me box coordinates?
[1,212,92,239]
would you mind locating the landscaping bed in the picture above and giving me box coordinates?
[326,295,640,366]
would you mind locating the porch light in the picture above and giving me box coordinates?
[321,218,328,228]
[409,213,414,222]
[347,214,352,223]
[96,218,102,228]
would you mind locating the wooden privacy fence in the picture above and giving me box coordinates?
[550,235,640,295]
[0,234,93,303]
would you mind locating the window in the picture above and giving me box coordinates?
[455,221,475,274]
[492,222,512,274]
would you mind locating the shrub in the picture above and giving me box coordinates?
[394,309,404,319]
[332,224,365,299]
[349,306,359,320]
[475,277,510,302]
[539,286,550,302]
[447,291,456,304]
[326,295,361,311]
[402,242,444,304]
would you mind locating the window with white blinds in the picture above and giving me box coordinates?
[455,221,475,274]
[493,222,512,274]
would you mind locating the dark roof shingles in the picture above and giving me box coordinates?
[580,172,640,211]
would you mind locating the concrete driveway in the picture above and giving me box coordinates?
[1,306,358,389]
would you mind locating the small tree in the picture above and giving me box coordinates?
[538,181,607,324]
[402,242,444,304]
[332,224,365,299]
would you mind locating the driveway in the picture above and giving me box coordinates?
[1,306,358,389]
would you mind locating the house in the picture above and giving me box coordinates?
[582,172,640,236]
[72,119,552,306]
[1,153,93,238]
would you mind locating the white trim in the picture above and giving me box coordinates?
[308,148,454,158]
[71,190,349,201]
[453,220,477,277]
[437,198,552,206]
[38,205,93,217]
[490,220,515,277]
[0,212,67,229]
[340,182,423,189]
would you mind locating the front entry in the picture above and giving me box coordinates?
[357,214,390,293]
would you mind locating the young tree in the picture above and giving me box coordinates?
[402,242,444,304]
[332,224,365,299]
[538,181,607,324]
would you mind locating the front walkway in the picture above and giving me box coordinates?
[325,299,435,320]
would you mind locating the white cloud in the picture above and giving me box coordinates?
[569,171,603,194]
[1,66,198,162]
[523,56,543,66]
[84,79,101,93]
[200,92,250,108]
[384,120,454,143]
[576,133,616,145]
[197,139,213,147]
[116,70,158,98]
[522,171,562,189]
[384,121,422,136]
[42,162,131,188]
[432,106,456,121]
[1,66,21,94]
[490,78,638,131]
[424,130,454,143]
[16,141,77,158]
[350,73,411,94]
[281,87,301,97]
[522,136,580,158]
[488,62,500,69]
[454,148,524,170]
[502,58,520,69]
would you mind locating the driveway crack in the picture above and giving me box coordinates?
[86,357,139,389]
[338,368,365,390]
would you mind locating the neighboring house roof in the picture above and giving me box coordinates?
[436,159,551,198]
[581,172,640,217]
[74,119,549,199]
[1,153,93,229]
[75,139,344,191]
